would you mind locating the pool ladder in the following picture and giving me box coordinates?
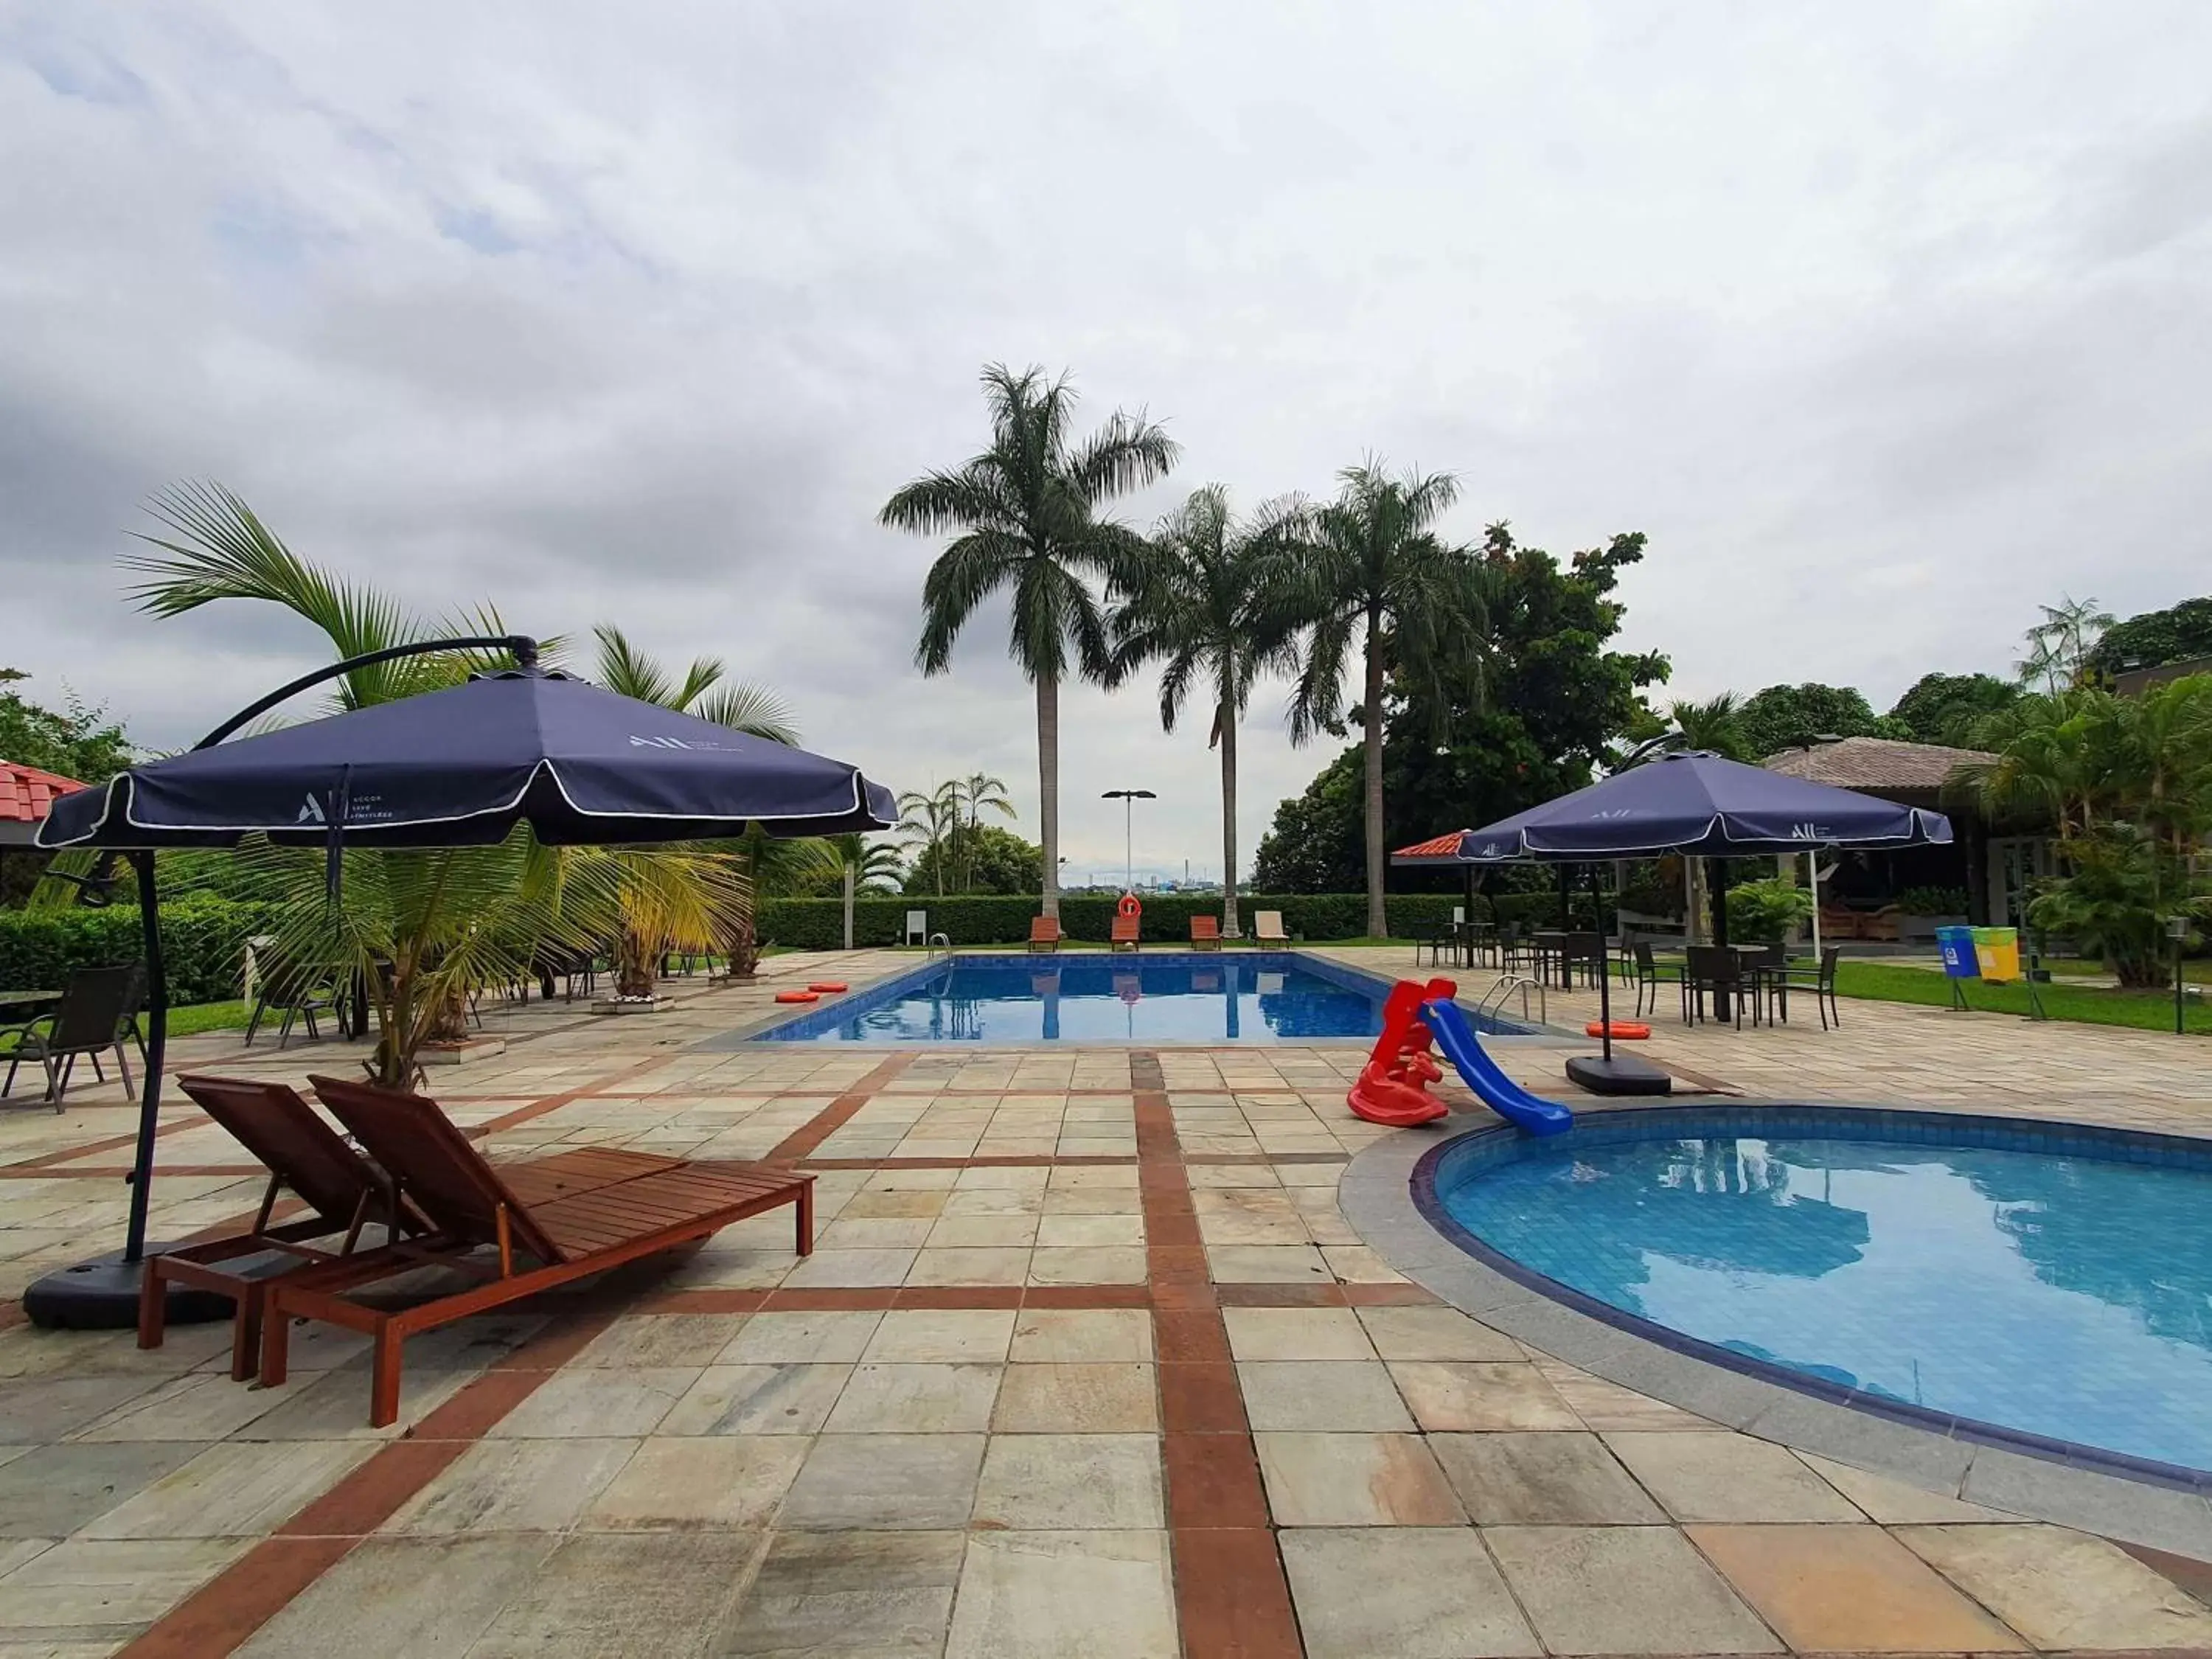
[1475,974,1546,1026]
[926,931,953,962]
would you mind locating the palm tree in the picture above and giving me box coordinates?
[829,832,905,948]
[1661,694,1753,761]
[591,625,799,996]
[896,783,960,896]
[955,772,1015,892]
[1280,462,1483,938]
[882,364,1179,921]
[1110,485,1303,937]
[2017,595,2116,695]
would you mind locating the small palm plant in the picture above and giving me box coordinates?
[829,833,905,948]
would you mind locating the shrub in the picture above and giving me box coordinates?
[1725,877,1816,944]
[754,891,1497,948]
[1895,885,1972,917]
[0,894,280,1006]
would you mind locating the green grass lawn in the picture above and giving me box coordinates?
[1834,961,2212,1034]
[2039,956,2212,985]
[166,999,250,1035]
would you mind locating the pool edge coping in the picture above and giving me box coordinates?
[1339,1103,2212,1561]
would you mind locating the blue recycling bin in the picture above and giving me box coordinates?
[1935,925,1978,978]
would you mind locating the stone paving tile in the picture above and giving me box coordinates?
[469,1531,761,1658]
[717,1310,882,1365]
[1008,1308,1152,1364]
[943,1529,1178,1659]
[234,1533,556,1658]
[991,1362,1157,1433]
[1222,1307,1377,1362]
[82,1439,374,1539]
[782,1247,919,1287]
[1602,1430,1865,1523]
[1237,1360,1415,1432]
[1355,1304,1523,1362]
[823,1363,1000,1433]
[571,1312,740,1368]
[1255,1432,1466,1526]
[1484,1523,1780,1654]
[1430,1430,1667,1525]
[863,1309,1018,1363]
[716,1528,965,1656]
[1689,1522,2027,1652]
[69,1370,292,1442]
[1281,1527,1541,1658]
[1895,1522,2212,1649]
[1389,1361,1582,1432]
[0,1441,203,1538]
[1795,1453,2017,1523]
[484,1366,696,1438]
[0,1376,167,1444]
[0,1535,251,1641]
[583,1436,807,1531]
[781,1434,985,1529]
[1204,1244,1332,1284]
[383,1438,639,1534]
[661,1363,852,1436]
[972,1434,1164,1531]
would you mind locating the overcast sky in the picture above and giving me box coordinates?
[4,3,2208,881]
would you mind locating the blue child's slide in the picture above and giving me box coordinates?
[1421,998,1575,1135]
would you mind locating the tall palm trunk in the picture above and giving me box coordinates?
[1219,697,1241,937]
[1037,673,1061,919]
[1362,610,1387,939]
[842,860,856,951]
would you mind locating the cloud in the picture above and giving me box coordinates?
[3,1,2210,873]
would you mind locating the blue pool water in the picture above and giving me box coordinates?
[1436,1120,2212,1475]
[757,952,1524,1044]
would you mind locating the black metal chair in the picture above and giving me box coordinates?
[244,957,346,1049]
[1683,945,1752,1029]
[1630,942,1683,1020]
[1777,945,1843,1031]
[3,964,139,1109]
[1740,944,1788,1024]
[1412,920,1454,968]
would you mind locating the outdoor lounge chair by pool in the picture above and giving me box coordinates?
[1028,916,1062,953]
[1253,911,1289,945]
[1189,916,1221,950]
[1110,913,1141,951]
[139,1076,436,1380]
[268,1074,815,1426]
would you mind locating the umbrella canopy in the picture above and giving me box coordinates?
[1394,750,1951,864]
[38,668,896,851]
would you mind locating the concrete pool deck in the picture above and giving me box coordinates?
[1,942,2208,1655]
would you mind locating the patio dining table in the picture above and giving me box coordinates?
[0,989,63,1017]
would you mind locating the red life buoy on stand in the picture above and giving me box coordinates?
[1116,892,1142,919]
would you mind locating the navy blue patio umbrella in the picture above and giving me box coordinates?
[27,636,896,1326]
[1394,751,1952,1091]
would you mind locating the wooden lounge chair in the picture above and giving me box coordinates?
[1028,916,1062,953]
[1110,913,1141,953]
[267,1074,815,1426]
[1189,916,1221,950]
[142,1076,435,1380]
[1253,911,1290,945]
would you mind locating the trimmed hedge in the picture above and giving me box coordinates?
[759,889,1608,949]
[0,896,279,1006]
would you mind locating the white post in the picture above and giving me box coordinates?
[1808,849,1822,964]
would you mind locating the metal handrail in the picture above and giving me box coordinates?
[926,931,953,961]
[1475,974,1546,1026]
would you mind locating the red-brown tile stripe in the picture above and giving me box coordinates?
[766,1051,917,1161]
[1131,1049,1303,1659]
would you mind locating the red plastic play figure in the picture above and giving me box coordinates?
[1346,977,1456,1126]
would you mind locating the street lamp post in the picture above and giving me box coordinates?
[2170,914,2190,1036]
[1100,789,1157,894]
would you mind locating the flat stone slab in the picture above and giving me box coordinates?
[1894,1523,2212,1650]
[1604,1430,1864,1523]
[1429,1430,1667,1526]
[718,1528,964,1656]
[1484,1523,1780,1655]
[1255,1432,1466,1527]
[1281,1527,1541,1658]
[1688,1523,2025,1652]
[943,1529,1178,1659]
[781,1434,984,1530]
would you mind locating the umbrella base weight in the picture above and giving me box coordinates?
[23,1248,234,1331]
[1564,1054,1672,1097]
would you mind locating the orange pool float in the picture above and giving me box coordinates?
[807,981,849,993]
[1585,1020,1651,1040]
[774,990,820,1004]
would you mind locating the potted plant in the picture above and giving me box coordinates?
[1893,885,1972,943]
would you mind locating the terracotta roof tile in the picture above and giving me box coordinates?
[1393,830,1470,858]
[0,761,89,824]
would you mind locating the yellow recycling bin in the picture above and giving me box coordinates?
[1972,927,2020,983]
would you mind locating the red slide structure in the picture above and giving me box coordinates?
[1346,977,1458,1126]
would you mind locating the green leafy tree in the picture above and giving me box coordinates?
[0,669,133,785]
[1734,682,1894,758]
[902,824,1043,897]
[1888,672,2020,747]
[883,364,1178,922]
[1251,750,1363,894]
[2017,595,2115,694]
[1279,462,1485,936]
[2084,596,2212,678]
[1110,484,1303,936]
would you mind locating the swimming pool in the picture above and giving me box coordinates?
[752,952,1531,1044]
[1423,1107,2212,1481]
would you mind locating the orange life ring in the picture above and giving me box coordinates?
[1116,892,1142,918]
[807,981,849,994]
[774,990,820,1004]
[1586,1020,1651,1040]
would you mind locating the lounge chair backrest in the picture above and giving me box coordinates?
[309,1074,566,1263]
[1191,917,1220,940]
[1111,914,1139,939]
[177,1074,402,1230]
[1254,911,1287,939]
[46,965,136,1054]
[1030,917,1060,942]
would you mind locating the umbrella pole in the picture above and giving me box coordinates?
[1590,863,1613,1062]
[122,850,166,1262]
